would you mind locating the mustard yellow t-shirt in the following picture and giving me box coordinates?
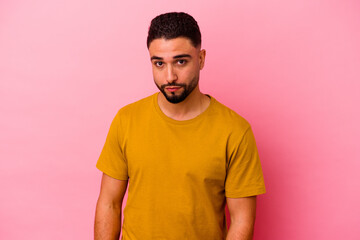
[96,93,266,240]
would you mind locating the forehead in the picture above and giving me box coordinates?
[148,37,198,58]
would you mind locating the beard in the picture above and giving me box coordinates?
[155,76,199,104]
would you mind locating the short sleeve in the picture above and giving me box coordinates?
[96,111,129,180]
[225,127,266,198]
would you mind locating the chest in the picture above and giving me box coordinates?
[123,120,229,185]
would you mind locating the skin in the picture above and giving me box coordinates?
[94,174,127,240]
[94,37,257,240]
[226,196,257,240]
[148,37,210,121]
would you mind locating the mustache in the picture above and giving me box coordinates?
[160,83,186,88]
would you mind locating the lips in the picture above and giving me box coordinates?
[165,86,182,92]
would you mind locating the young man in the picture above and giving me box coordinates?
[94,12,265,240]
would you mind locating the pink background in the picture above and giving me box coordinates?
[1,0,359,239]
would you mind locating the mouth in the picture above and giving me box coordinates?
[165,86,182,92]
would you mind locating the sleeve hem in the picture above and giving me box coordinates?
[225,187,266,198]
[96,162,129,181]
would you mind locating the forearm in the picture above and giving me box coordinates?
[226,222,254,240]
[94,200,122,240]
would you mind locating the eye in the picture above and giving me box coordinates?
[155,61,163,67]
[177,59,187,65]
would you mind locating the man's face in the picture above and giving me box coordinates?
[148,37,206,104]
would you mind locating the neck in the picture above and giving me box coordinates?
[157,86,210,121]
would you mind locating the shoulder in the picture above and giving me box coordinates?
[115,93,155,119]
[210,97,259,151]
[210,96,251,133]
[108,93,155,130]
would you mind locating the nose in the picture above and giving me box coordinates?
[166,65,177,83]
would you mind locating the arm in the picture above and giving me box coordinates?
[226,196,257,240]
[94,173,128,240]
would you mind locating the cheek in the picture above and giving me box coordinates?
[181,66,198,79]
[152,68,160,80]
[152,69,165,86]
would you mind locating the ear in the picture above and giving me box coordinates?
[199,49,206,70]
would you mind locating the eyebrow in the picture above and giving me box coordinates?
[150,54,192,61]
[151,56,163,60]
[173,54,192,59]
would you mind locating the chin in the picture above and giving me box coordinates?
[164,93,187,104]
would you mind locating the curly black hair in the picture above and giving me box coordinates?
[147,12,201,49]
